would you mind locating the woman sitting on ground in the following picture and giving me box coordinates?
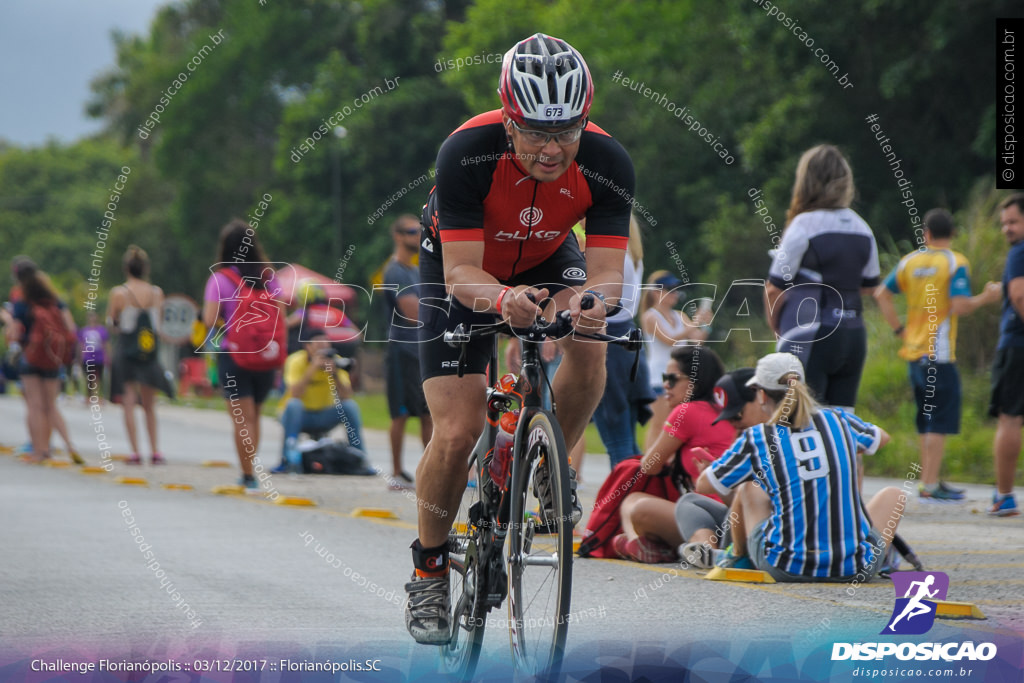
[613,345,734,563]
[696,352,906,582]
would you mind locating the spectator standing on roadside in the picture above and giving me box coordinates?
[1,256,82,464]
[593,216,655,467]
[764,144,880,411]
[108,246,171,465]
[382,214,433,491]
[874,209,1001,501]
[987,194,1024,517]
[202,220,287,489]
[641,270,708,451]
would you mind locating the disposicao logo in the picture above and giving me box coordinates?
[884,571,949,635]
[831,571,997,662]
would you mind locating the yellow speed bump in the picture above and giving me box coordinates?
[162,483,194,491]
[43,460,71,469]
[351,507,398,519]
[274,496,317,507]
[110,454,132,462]
[0,445,15,454]
[202,460,232,468]
[115,476,149,486]
[80,466,108,475]
[211,484,246,495]
[705,567,776,583]
[934,600,986,619]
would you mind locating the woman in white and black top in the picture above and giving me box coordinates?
[107,246,168,465]
[764,145,880,410]
[640,270,708,450]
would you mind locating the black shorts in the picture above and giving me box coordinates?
[909,360,961,434]
[218,354,276,405]
[989,346,1024,418]
[780,324,867,408]
[417,236,587,380]
[387,345,428,418]
[18,357,59,379]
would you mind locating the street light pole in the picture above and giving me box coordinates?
[331,126,348,263]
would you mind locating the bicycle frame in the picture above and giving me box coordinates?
[459,329,552,609]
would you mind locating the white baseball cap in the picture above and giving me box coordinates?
[746,352,805,391]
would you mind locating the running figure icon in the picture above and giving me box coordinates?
[887,575,939,632]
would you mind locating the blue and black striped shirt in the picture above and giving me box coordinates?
[707,409,882,578]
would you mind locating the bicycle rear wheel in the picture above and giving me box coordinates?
[440,456,487,679]
[506,410,572,679]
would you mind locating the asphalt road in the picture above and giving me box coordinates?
[0,394,1021,682]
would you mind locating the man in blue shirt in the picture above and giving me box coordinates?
[989,194,1024,517]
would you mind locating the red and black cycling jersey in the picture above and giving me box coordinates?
[421,110,635,281]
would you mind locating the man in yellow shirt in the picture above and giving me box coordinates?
[275,330,365,472]
[874,209,1000,500]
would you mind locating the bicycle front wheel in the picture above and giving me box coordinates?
[506,410,572,679]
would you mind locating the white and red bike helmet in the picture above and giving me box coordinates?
[498,33,593,129]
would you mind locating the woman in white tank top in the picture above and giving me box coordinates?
[640,270,708,450]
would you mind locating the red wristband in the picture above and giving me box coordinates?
[496,286,512,316]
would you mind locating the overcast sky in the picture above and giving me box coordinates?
[0,0,169,146]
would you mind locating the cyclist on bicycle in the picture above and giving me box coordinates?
[405,33,635,645]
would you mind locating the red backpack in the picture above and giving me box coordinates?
[219,268,287,372]
[576,456,682,558]
[24,302,76,371]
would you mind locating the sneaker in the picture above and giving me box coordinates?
[388,471,415,491]
[239,474,258,490]
[126,453,142,465]
[988,493,1020,517]
[271,461,290,474]
[938,481,965,498]
[404,572,451,645]
[533,460,583,528]
[919,483,964,501]
[612,534,678,564]
[715,544,755,570]
[677,542,716,569]
[150,453,166,465]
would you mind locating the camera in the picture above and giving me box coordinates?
[319,349,352,369]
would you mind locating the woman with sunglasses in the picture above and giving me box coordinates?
[696,352,906,581]
[612,344,734,563]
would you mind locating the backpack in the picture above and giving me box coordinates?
[219,268,287,372]
[301,441,376,476]
[120,287,159,363]
[576,455,682,558]
[24,302,76,371]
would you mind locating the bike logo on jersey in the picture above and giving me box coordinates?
[883,571,949,635]
[520,207,543,227]
[495,228,561,241]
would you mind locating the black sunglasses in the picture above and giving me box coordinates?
[662,372,681,388]
[399,227,420,235]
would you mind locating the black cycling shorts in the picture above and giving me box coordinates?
[417,235,587,381]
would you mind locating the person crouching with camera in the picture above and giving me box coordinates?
[275,329,365,473]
